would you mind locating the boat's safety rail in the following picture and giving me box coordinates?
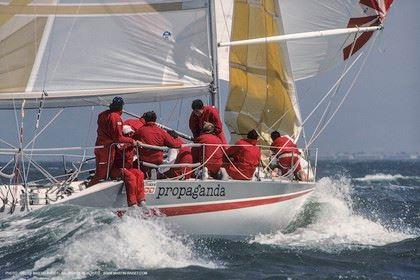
[0,145,102,213]
[0,141,318,212]
[103,141,318,182]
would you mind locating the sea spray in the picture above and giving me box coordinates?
[251,177,415,252]
[54,209,218,274]
[0,205,219,279]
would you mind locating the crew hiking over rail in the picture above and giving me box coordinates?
[87,97,310,206]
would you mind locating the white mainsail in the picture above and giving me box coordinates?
[216,0,393,142]
[0,0,215,109]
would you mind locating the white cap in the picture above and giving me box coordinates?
[122,125,134,135]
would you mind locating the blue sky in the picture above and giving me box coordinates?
[0,0,418,157]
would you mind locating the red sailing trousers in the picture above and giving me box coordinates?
[88,145,115,187]
[110,167,145,206]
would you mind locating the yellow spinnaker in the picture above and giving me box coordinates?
[225,0,301,143]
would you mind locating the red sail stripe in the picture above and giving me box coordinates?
[343,18,380,60]
[347,16,379,28]
[159,189,313,217]
[360,0,383,14]
[343,31,374,60]
[384,0,393,11]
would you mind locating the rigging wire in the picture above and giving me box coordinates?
[176,98,184,130]
[24,92,48,183]
[218,0,231,39]
[301,53,363,127]
[24,109,65,149]
[308,32,359,144]
[307,32,380,148]
[64,106,95,185]
[18,102,28,187]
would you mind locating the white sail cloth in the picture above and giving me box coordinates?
[216,0,393,142]
[217,0,393,82]
[0,0,214,109]
[280,0,393,80]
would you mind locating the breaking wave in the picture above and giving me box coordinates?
[251,177,417,252]
[354,173,420,182]
[0,206,219,279]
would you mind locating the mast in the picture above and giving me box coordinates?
[208,0,220,109]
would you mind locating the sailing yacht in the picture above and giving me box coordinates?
[0,0,393,235]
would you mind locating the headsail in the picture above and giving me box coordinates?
[217,0,301,143]
[0,0,215,109]
[216,0,394,142]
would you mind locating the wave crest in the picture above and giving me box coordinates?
[0,206,219,279]
[251,177,416,252]
[354,173,420,182]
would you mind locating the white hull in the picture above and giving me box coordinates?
[165,192,310,235]
[1,179,314,236]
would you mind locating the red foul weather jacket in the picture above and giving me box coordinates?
[113,143,135,169]
[165,137,193,179]
[225,138,261,180]
[189,105,227,144]
[193,133,223,175]
[95,110,134,146]
[89,110,134,187]
[124,118,146,132]
[270,135,300,155]
[270,135,301,176]
[134,122,181,164]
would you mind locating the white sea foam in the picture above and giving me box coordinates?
[31,208,218,279]
[251,177,416,252]
[354,173,418,182]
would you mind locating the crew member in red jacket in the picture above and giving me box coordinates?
[189,99,227,144]
[124,114,146,131]
[225,129,261,180]
[133,111,181,176]
[110,125,145,207]
[193,122,224,179]
[163,130,193,179]
[270,131,303,180]
[88,97,137,187]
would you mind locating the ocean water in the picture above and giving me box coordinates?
[0,160,419,279]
